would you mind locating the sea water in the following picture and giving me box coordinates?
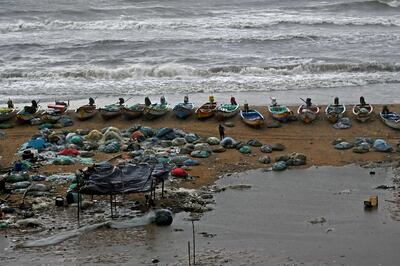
[1,0,400,104]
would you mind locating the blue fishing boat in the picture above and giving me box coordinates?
[240,109,264,127]
[173,96,195,119]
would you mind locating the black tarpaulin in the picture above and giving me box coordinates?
[79,162,170,195]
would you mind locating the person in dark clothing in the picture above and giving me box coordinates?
[184,95,189,104]
[382,105,390,115]
[88,97,95,106]
[334,97,339,106]
[306,98,312,107]
[7,99,14,109]
[145,97,152,106]
[218,124,225,140]
[25,100,38,114]
[118,98,125,105]
[160,95,166,105]
[230,96,237,105]
[360,96,366,106]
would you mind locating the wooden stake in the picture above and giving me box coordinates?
[110,194,113,219]
[188,241,191,266]
[192,221,196,265]
[161,179,165,198]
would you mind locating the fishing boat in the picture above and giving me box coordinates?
[16,105,42,123]
[0,107,17,122]
[353,104,373,122]
[42,101,69,123]
[99,104,123,120]
[240,109,264,127]
[379,107,400,130]
[76,104,97,120]
[99,98,125,120]
[195,96,217,119]
[121,104,145,120]
[195,102,218,119]
[297,98,320,124]
[325,97,346,123]
[143,96,169,120]
[352,97,373,122]
[216,103,239,120]
[173,102,195,119]
[268,98,292,122]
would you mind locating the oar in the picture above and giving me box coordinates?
[300,98,307,104]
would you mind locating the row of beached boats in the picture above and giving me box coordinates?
[1,96,400,130]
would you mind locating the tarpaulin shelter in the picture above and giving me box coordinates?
[79,162,170,195]
[75,161,170,223]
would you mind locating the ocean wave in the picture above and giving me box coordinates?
[1,13,399,33]
[304,0,400,10]
[1,62,400,80]
[1,71,400,103]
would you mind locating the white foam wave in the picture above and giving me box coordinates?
[378,0,400,7]
[1,68,400,104]
[1,11,399,33]
[1,62,400,80]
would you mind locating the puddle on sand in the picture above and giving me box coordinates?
[1,165,399,265]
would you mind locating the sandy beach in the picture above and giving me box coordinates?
[1,104,400,186]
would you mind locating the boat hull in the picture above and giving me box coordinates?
[99,109,121,120]
[0,108,16,122]
[16,106,42,123]
[143,105,169,120]
[41,112,62,123]
[268,106,291,122]
[173,103,194,119]
[216,104,239,120]
[297,105,320,124]
[325,104,346,123]
[76,105,97,120]
[121,105,145,120]
[240,110,264,128]
[352,104,373,123]
[379,112,400,130]
[195,102,217,119]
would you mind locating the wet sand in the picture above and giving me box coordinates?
[1,165,398,265]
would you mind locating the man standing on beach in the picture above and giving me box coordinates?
[219,124,225,140]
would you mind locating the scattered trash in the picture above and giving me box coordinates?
[364,195,378,208]
[308,217,327,224]
[375,185,395,190]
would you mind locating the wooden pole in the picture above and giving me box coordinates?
[188,241,191,266]
[77,176,80,228]
[161,180,165,198]
[110,194,113,219]
[192,221,196,265]
[114,195,117,215]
